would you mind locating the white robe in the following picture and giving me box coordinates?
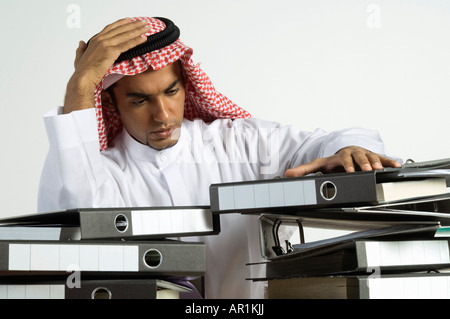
[38,107,388,298]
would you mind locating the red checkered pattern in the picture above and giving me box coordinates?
[94,17,251,150]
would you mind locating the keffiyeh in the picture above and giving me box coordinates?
[94,16,251,150]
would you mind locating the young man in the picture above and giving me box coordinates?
[38,17,401,298]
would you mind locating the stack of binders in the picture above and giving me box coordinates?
[209,158,450,299]
[0,206,220,299]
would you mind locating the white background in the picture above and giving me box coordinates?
[0,0,449,218]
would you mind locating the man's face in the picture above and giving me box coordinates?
[105,62,185,150]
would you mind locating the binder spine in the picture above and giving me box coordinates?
[0,241,206,277]
[0,279,161,299]
[79,210,134,239]
[78,207,218,239]
[210,172,378,213]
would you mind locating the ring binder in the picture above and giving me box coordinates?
[0,240,206,277]
[0,206,220,241]
[210,160,450,214]
[0,278,191,299]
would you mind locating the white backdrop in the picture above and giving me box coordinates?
[0,0,449,218]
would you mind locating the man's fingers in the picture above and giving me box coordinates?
[74,41,87,68]
[365,152,384,170]
[349,149,401,171]
[340,153,357,172]
[338,147,392,172]
[99,18,145,40]
[349,149,372,171]
[100,17,133,34]
[114,31,148,54]
[284,147,402,179]
[74,19,149,80]
[85,21,148,66]
[285,158,325,177]
[380,156,402,168]
[284,165,309,178]
[93,19,149,49]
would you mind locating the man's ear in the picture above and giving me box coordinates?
[101,89,120,115]
[101,90,114,110]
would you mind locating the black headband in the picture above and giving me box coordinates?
[114,17,180,64]
[86,17,180,64]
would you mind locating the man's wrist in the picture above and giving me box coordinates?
[63,73,97,114]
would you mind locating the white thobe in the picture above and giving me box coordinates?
[38,107,388,298]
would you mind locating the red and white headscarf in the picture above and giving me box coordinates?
[94,16,251,150]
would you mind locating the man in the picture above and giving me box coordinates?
[38,17,401,298]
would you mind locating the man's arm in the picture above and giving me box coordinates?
[285,145,401,177]
[63,18,149,114]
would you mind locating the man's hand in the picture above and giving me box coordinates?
[63,18,150,114]
[284,146,401,177]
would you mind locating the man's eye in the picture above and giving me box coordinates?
[132,99,146,106]
[166,88,179,96]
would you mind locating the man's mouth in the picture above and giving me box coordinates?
[150,127,174,139]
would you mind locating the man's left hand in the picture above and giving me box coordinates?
[284,146,402,177]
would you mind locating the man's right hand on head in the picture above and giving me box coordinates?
[63,18,150,114]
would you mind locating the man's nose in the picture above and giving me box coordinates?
[153,96,170,122]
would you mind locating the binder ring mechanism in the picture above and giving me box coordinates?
[114,214,129,233]
[91,287,113,299]
[320,181,337,200]
[143,249,163,269]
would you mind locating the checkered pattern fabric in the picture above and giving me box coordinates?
[94,17,251,150]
